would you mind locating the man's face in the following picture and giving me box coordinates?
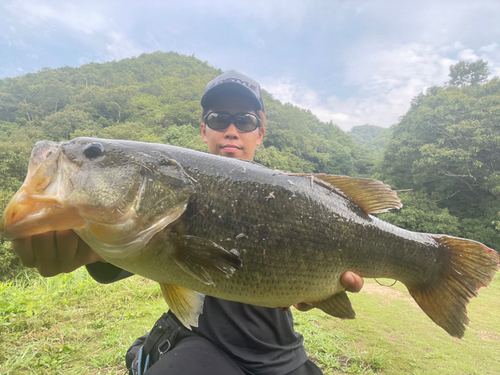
[201,96,265,161]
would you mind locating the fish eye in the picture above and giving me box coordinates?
[84,143,104,158]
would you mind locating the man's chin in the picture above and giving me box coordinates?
[220,148,243,158]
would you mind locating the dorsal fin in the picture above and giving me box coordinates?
[314,175,402,214]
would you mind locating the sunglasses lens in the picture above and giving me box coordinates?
[205,113,260,132]
[206,113,230,130]
[234,114,259,131]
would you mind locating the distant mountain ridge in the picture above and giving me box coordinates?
[348,124,392,160]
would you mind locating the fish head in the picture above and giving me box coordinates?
[1,138,195,258]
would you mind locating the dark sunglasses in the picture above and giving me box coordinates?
[203,112,262,132]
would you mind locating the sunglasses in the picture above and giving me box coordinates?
[203,112,262,132]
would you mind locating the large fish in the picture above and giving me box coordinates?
[1,137,499,338]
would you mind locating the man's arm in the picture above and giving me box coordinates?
[86,262,134,284]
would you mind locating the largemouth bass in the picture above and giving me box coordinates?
[1,137,499,338]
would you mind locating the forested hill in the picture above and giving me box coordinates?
[349,124,392,158]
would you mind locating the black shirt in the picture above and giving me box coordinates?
[87,262,309,375]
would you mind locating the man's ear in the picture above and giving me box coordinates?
[201,123,208,144]
[256,126,265,145]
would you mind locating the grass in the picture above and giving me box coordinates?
[294,275,500,374]
[0,270,165,374]
[0,270,499,374]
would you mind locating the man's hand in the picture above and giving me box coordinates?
[340,270,364,293]
[12,230,104,277]
[280,271,364,312]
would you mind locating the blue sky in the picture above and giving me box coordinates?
[1,0,499,130]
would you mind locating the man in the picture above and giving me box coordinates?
[13,70,363,375]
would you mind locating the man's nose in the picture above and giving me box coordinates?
[224,123,239,138]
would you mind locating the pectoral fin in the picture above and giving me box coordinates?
[311,291,356,319]
[160,283,205,329]
[172,234,243,286]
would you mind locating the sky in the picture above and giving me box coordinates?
[1,0,499,131]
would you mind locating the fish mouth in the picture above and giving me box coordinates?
[1,193,83,239]
[1,141,85,239]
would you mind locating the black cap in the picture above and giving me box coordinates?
[201,70,265,113]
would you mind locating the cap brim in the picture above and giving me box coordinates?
[201,82,262,111]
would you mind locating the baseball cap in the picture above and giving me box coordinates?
[201,70,265,113]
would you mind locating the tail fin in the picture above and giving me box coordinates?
[406,235,500,338]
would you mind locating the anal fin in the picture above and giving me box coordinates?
[311,291,356,319]
[160,283,205,329]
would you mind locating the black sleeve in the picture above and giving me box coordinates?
[86,262,134,284]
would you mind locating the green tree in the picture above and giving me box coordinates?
[447,60,490,88]
[349,124,387,147]
[43,108,98,141]
[161,125,207,151]
[380,67,500,249]
[378,192,461,236]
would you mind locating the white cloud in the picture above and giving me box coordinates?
[459,48,480,62]
[262,77,378,130]
[244,29,266,49]
[5,1,110,34]
[186,0,309,33]
[266,40,500,131]
[480,43,497,53]
[344,43,454,91]
[105,31,143,61]
[264,43,461,131]
[78,54,101,66]
[3,0,142,63]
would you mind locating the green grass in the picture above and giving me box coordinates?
[1,270,499,374]
[0,270,165,374]
[294,275,500,374]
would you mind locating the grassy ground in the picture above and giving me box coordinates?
[0,270,499,374]
[295,276,500,374]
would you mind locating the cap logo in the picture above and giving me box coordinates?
[208,78,257,92]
